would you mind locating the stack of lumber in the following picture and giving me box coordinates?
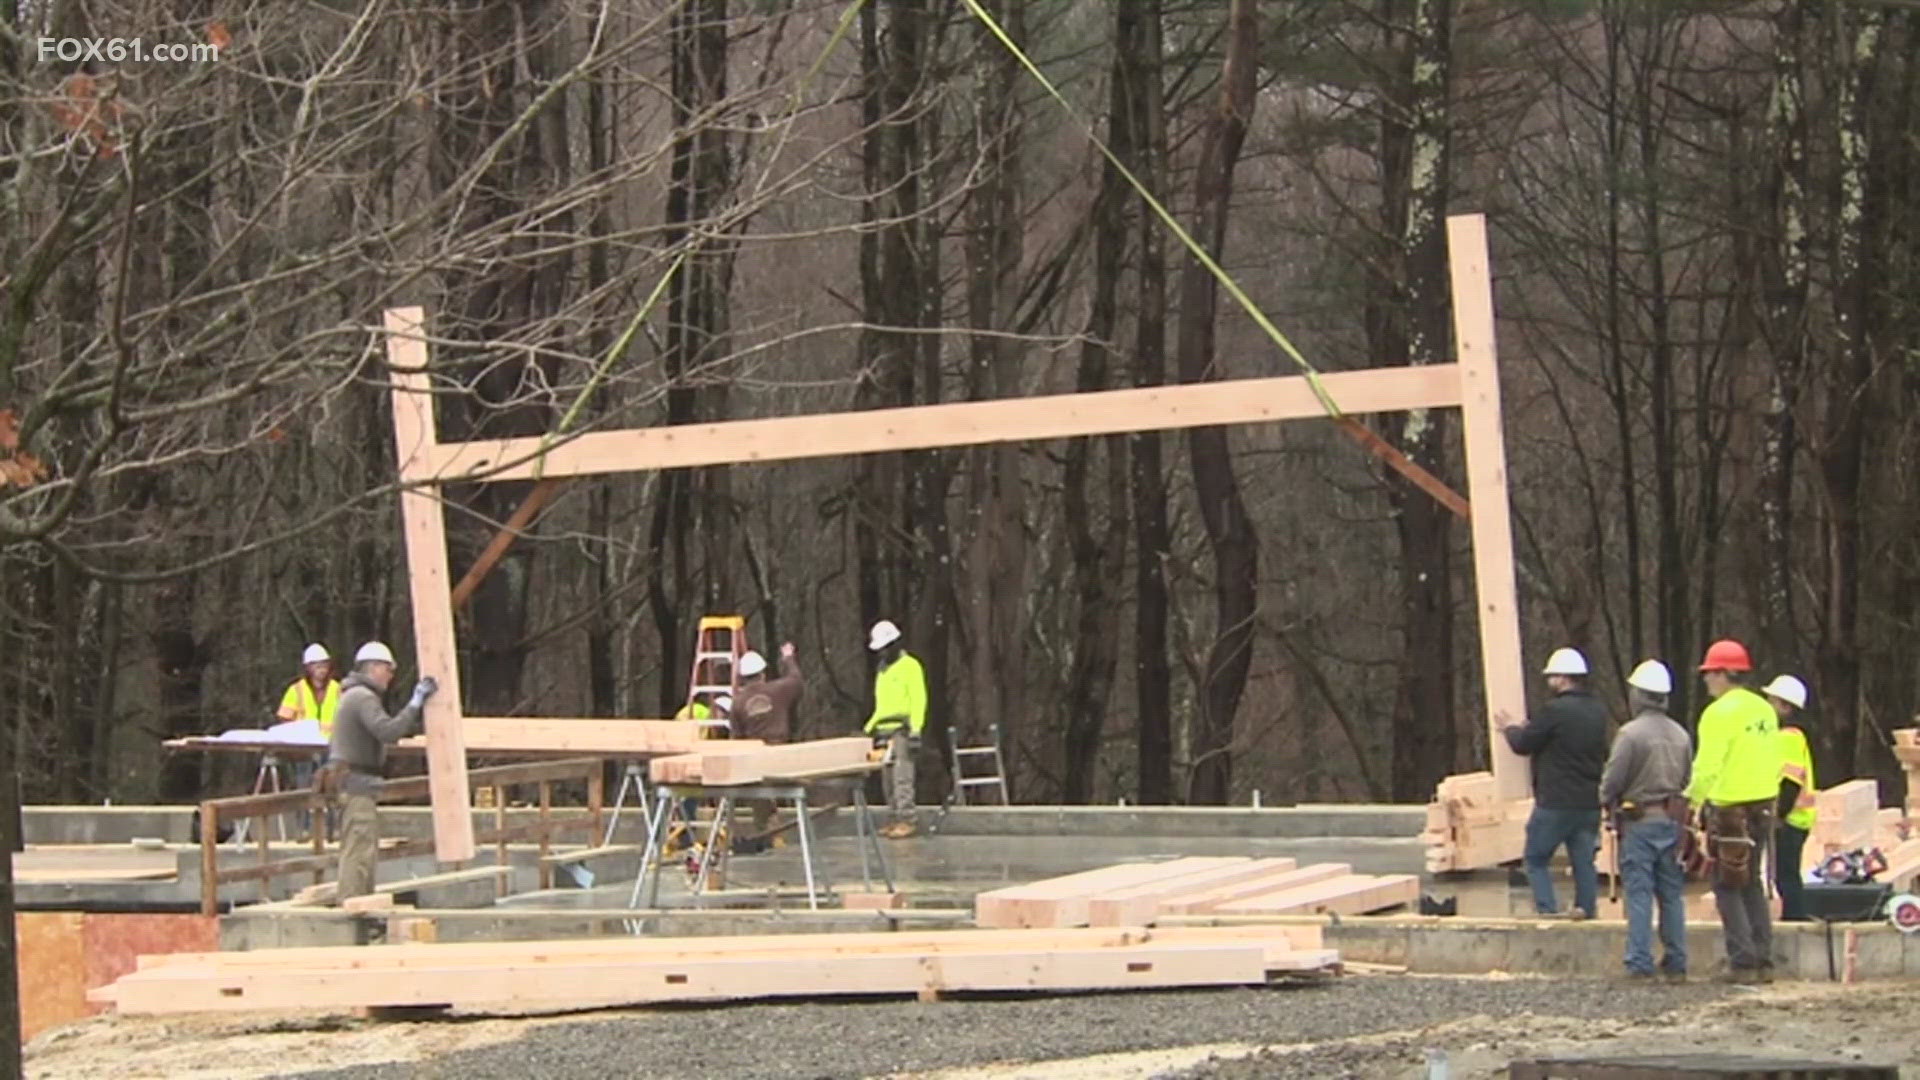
[89,925,1340,1015]
[1423,772,1527,872]
[975,858,1418,929]
[1809,779,1880,863]
[648,737,872,786]
[1895,728,1920,817]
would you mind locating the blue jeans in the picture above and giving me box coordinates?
[1523,806,1600,916]
[1620,815,1687,976]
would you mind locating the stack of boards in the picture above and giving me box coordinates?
[1422,772,1619,875]
[647,737,872,786]
[974,857,1418,929]
[91,925,1338,1015]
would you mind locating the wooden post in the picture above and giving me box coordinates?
[384,307,478,862]
[200,803,219,918]
[537,781,553,891]
[1447,215,1531,803]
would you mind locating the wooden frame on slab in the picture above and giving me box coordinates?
[383,213,1529,861]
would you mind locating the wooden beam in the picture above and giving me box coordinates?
[1331,416,1470,520]
[398,718,720,757]
[421,365,1465,481]
[384,306,475,862]
[1216,873,1419,916]
[974,858,1243,929]
[1447,215,1531,803]
[1087,859,1293,927]
[449,478,563,612]
[97,942,1274,1014]
[1155,863,1350,916]
[697,737,875,785]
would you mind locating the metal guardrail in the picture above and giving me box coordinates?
[198,757,606,916]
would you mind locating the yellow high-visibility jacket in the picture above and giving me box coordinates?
[866,652,927,736]
[1779,725,1817,831]
[1685,685,1782,805]
[674,702,711,721]
[277,678,341,738]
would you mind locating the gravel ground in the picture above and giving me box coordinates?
[271,976,1729,1080]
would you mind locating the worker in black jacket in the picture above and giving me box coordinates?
[1504,647,1611,919]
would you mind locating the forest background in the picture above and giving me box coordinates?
[3,0,1917,825]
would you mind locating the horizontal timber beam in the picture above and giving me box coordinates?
[418,365,1465,481]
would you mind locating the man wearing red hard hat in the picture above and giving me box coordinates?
[1685,638,1785,983]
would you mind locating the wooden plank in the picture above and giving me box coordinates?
[421,366,1465,482]
[1814,779,1880,850]
[1087,859,1292,926]
[975,859,1243,929]
[99,942,1273,1014]
[384,306,474,863]
[1217,874,1419,916]
[647,742,771,784]
[1881,838,1920,891]
[133,927,1177,973]
[1157,863,1351,916]
[398,718,723,757]
[698,738,874,785]
[1447,214,1530,804]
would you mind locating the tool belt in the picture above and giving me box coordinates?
[1619,794,1688,821]
[1705,800,1773,888]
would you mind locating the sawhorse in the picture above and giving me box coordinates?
[629,771,892,916]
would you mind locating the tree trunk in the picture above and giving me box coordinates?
[1061,2,1137,804]
[1383,0,1457,800]
[1759,1,1812,668]
[1175,0,1261,805]
[1820,7,1885,773]
[1128,0,1174,805]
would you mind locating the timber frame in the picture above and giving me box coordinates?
[386,213,1532,863]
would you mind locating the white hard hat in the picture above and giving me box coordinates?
[1626,660,1672,695]
[353,641,396,665]
[869,619,902,651]
[738,650,767,677]
[1542,647,1589,676]
[714,694,733,713]
[301,643,331,665]
[1762,674,1808,710]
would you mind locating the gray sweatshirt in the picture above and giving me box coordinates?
[1598,709,1693,810]
[327,672,424,792]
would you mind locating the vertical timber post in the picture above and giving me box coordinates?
[384,307,478,862]
[1447,215,1532,803]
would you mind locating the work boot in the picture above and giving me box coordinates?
[1716,967,1763,985]
[1757,963,1776,984]
[1662,971,1687,985]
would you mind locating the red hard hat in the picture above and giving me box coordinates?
[1697,639,1753,672]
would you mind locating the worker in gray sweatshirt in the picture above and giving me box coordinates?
[1598,660,1693,981]
[326,641,437,901]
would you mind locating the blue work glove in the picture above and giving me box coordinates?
[409,676,439,709]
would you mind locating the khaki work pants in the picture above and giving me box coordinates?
[887,729,915,826]
[336,793,379,901]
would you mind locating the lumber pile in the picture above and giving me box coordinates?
[1896,728,1920,817]
[1809,779,1880,867]
[647,737,872,786]
[89,925,1340,1015]
[975,858,1418,929]
[1423,772,1527,872]
[1882,838,1920,892]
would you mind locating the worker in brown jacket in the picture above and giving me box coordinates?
[732,642,803,837]
[732,643,803,743]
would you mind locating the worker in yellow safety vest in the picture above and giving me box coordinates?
[864,619,926,838]
[277,643,341,737]
[1686,638,1783,983]
[1762,674,1815,922]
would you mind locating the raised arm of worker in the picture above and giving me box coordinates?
[340,676,435,745]
[1502,705,1559,756]
[774,641,804,696]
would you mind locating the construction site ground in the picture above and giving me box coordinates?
[25,975,1919,1080]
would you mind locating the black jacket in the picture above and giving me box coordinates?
[1503,688,1610,810]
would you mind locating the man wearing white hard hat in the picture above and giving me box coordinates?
[1503,647,1609,919]
[1763,674,1815,922]
[864,619,926,838]
[325,641,438,901]
[276,643,341,738]
[1599,660,1693,981]
[732,644,805,839]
